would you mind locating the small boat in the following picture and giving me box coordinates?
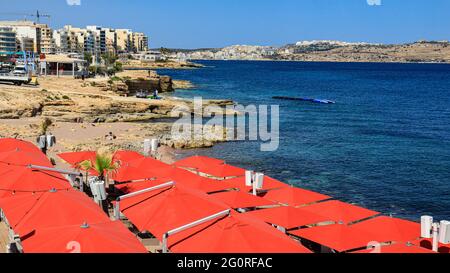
[272,96,336,104]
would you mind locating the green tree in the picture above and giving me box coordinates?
[84,53,93,65]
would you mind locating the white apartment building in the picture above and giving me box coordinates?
[0,27,17,53]
[0,21,41,53]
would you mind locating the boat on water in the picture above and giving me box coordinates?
[273,96,336,104]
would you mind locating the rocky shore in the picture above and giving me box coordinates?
[122,60,204,70]
[0,69,236,162]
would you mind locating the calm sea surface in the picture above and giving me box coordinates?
[156,60,450,221]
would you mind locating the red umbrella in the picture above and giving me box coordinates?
[119,183,229,240]
[0,138,42,154]
[298,200,379,224]
[20,221,147,253]
[224,175,288,192]
[112,157,174,182]
[290,216,421,252]
[350,216,421,243]
[199,164,246,178]
[261,186,331,206]
[289,223,378,252]
[0,149,52,167]
[57,151,97,167]
[209,191,276,209]
[168,211,311,253]
[115,178,173,194]
[166,167,235,193]
[0,188,109,236]
[0,166,71,197]
[112,150,144,164]
[352,243,436,253]
[245,206,331,230]
[173,155,224,170]
[174,156,245,178]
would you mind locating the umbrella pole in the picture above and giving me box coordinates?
[161,209,231,253]
[114,181,175,220]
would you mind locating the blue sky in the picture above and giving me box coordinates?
[1,0,449,48]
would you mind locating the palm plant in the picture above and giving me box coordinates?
[77,151,120,183]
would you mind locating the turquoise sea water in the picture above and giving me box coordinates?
[156,60,450,221]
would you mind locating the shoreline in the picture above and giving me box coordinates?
[187,58,450,65]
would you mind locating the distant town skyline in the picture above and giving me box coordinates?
[1,0,449,49]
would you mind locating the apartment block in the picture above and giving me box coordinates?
[132,32,149,53]
[37,23,56,54]
[0,20,149,57]
[0,21,41,53]
[0,27,17,53]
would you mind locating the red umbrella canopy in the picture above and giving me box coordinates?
[174,156,245,178]
[119,183,229,240]
[112,150,145,164]
[352,243,436,253]
[0,188,109,236]
[166,167,235,193]
[209,191,276,209]
[290,216,421,252]
[57,151,97,167]
[350,216,421,244]
[0,166,71,197]
[298,200,379,224]
[168,211,311,253]
[115,178,173,194]
[173,155,225,170]
[0,138,42,154]
[0,149,52,167]
[224,175,289,192]
[112,157,174,182]
[289,223,378,252]
[20,221,147,253]
[245,206,331,230]
[261,186,331,207]
[199,164,246,178]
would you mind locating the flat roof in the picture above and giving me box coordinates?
[41,54,87,64]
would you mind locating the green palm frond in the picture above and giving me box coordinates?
[76,151,120,180]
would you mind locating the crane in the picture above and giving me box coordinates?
[0,10,51,23]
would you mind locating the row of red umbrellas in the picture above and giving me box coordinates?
[57,150,437,253]
[116,181,311,253]
[0,138,147,253]
[169,155,433,253]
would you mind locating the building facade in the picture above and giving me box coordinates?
[0,27,17,53]
[37,23,55,54]
[0,21,41,53]
[0,20,150,58]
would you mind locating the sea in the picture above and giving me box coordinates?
[156,60,450,221]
